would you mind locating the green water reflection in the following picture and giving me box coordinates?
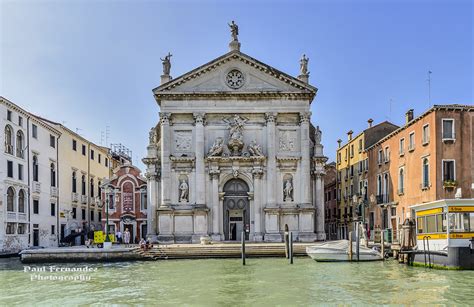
[1,258,473,305]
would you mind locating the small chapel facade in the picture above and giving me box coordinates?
[143,23,327,243]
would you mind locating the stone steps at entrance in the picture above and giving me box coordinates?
[133,243,312,260]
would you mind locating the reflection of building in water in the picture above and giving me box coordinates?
[144,23,327,243]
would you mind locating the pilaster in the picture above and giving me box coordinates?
[194,113,206,206]
[265,112,277,207]
[160,112,171,207]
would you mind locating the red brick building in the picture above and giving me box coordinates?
[324,162,338,240]
[101,164,147,243]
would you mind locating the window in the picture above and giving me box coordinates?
[72,207,77,219]
[449,212,474,232]
[32,124,38,139]
[398,168,405,195]
[141,189,147,211]
[344,148,348,161]
[6,223,14,235]
[33,199,39,214]
[91,149,95,160]
[399,138,405,155]
[442,160,455,182]
[51,225,55,235]
[422,124,430,144]
[17,223,25,234]
[51,203,56,216]
[7,187,15,211]
[90,179,94,197]
[422,158,430,188]
[4,125,13,154]
[72,171,77,193]
[18,116,23,127]
[16,131,24,158]
[350,144,354,158]
[91,210,94,221]
[442,119,455,139]
[378,150,383,165]
[82,145,86,156]
[18,189,25,213]
[409,132,415,151]
[50,163,56,187]
[98,154,101,164]
[418,213,447,234]
[7,160,13,178]
[377,174,382,196]
[72,139,77,151]
[81,175,86,195]
[358,139,363,153]
[98,181,102,199]
[33,155,39,181]
[50,135,56,148]
[7,110,12,121]
[98,211,102,221]
[81,208,86,220]
[384,147,390,163]
[105,158,109,167]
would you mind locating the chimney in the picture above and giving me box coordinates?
[337,139,342,148]
[347,130,353,141]
[405,109,414,124]
[367,118,373,128]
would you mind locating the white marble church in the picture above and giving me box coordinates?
[143,22,327,243]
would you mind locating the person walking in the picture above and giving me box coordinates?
[116,230,122,244]
[123,228,130,247]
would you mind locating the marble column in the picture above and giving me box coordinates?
[146,172,159,240]
[160,112,171,207]
[315,173,326,240]
[252,167,264,241]
[194,113,206,206]
[265,113,277,207]
[300,112,312,205]
[210,168,220,240]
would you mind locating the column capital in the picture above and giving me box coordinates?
[159,112,171,125]
[252,168,264,179]
[299,111,311,124]
[209,169,220,180]
[193,112,206,125]
[265,112,278,124]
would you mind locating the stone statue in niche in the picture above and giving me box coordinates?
[283,179,293,202]
[179,179,189,202]
[160,52,172,76]
[208,137,225,157]
[247,140,264,157]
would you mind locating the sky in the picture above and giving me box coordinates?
[1,0,472,171]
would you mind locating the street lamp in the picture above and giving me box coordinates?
[105,185,113,242]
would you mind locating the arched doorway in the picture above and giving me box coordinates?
[223,179,250,241]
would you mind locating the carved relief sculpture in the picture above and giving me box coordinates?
[283,179,293,202]
[174,131,192,152]
[279,130,296,152]
[208,137,225,157]
[224,114,248,156]
[247,140,264,157]
[179,179,189,202]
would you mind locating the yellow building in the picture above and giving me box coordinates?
[336,120,398,239]
[37,119,112,240]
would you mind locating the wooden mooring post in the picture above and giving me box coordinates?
[241,231,246,266]
[381,231,385,259]
[284,224,289,259]
[355,222,360,262]
[289,231,294,264]
[348,231,353,261]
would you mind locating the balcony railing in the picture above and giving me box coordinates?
[5,144,13,155]
[33,181,41,194]
[72,192,79,202]
[50,187,58,198]
[7,212,16,220]
[81,195,87,204]
[18,213,27,221]
[376,194,389,204]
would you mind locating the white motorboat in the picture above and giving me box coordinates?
[306,240,383,262]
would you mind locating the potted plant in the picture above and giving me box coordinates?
[443,180,457,188]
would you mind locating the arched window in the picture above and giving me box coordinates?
[90,178,95,198]
[81,175,86,195]
[72,171,77,193]
[18,189,25,213]
[16,130,24,158]
[422,158,430,188]
[398,168,404,194]
[4,125,13,154]
[50,163,56,187]
[7,187,15,212]
[33,155,39,181]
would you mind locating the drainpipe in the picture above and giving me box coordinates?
[27,116,31,247]
[87,143,91,229]
[56,134,60,245]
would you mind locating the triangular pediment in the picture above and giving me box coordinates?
[153,51,317,103]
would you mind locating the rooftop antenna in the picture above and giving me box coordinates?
[427,70,432,107]
[106,125,110,148]
[75,128,82,135]
[100,131,105,146]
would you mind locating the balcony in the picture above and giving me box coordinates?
[6,212,16,220]
[81,195,87,204]
[50,187,58,198]
[32,181,41,194]
[376,194,389,204]
[71,192,79,202]
[443,180,457,189]
[18,213,27,221]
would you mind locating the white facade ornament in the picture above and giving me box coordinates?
[247,140,264,157]
[174,131,192,152]
[224,114,247,156]
[160,52,172,76]
[208,137,225,157]
[279,130,296,152]
[179,179,189,202]
[283,179,293,202]
[226,69,245,89]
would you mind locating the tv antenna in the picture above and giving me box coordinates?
[427,70,432,107]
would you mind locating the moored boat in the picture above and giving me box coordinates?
[306,240,383,262]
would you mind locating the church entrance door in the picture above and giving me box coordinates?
[223,179,249,241]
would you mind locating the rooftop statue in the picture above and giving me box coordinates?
[300,54,309,76]
[160,52,172,76]
[315,126,322,145]
[228,20,239,41]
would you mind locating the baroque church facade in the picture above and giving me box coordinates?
[143,23,327,243]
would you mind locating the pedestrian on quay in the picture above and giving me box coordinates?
[116,230,122,244]
[123,228,130,247]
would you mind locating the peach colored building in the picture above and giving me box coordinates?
[367,105,473,242]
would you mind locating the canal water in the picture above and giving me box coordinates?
[1,257,473,305]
